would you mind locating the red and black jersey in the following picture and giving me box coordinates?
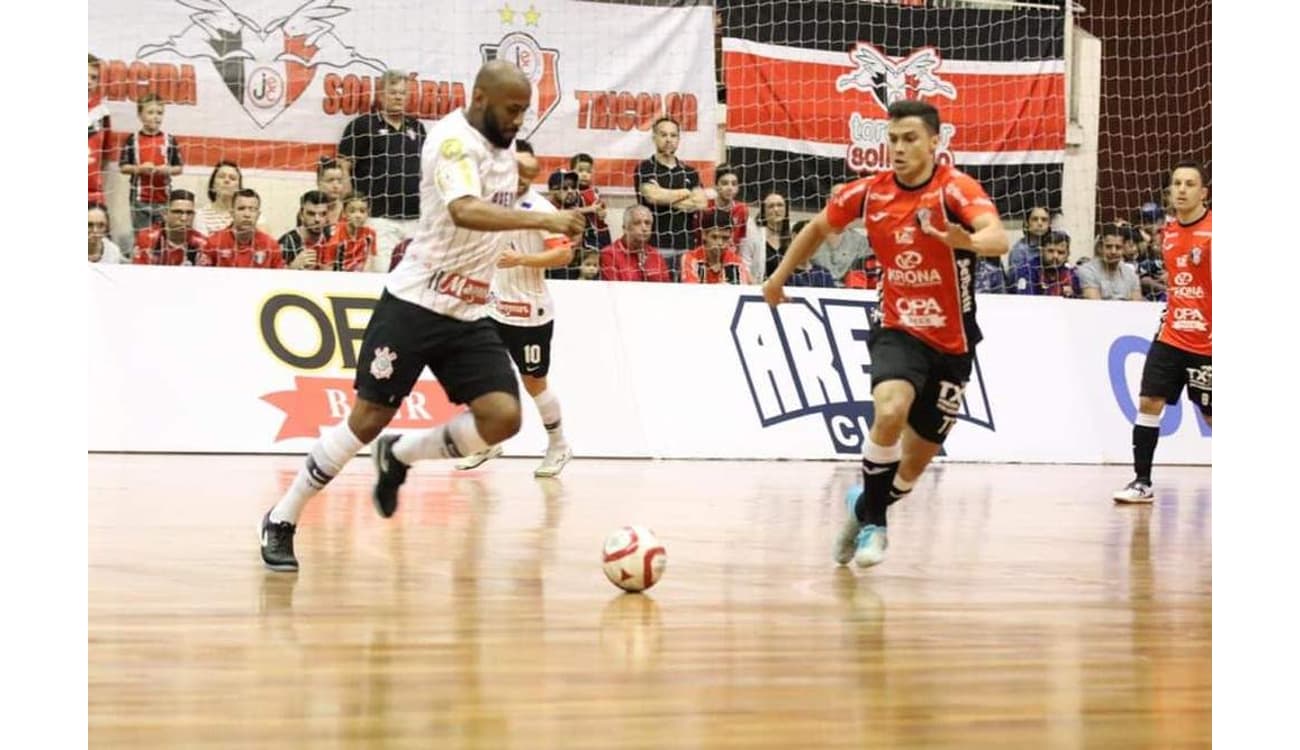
[199,228,285,269]
[1156,209,1212,356]
[826,164,999,355]
[118,130,183,204]
[322,221,377,272]
[579,186,612,250]
[88,94,111,204]
[132,226,206,266]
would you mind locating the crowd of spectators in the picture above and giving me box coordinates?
[88,55,1171,300]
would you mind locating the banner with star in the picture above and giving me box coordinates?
[89,0,718,185]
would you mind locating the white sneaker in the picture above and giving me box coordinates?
[1113,479,1155,504]
[534,444,572,478]
[853,525,889,568]
[455,444,502,471]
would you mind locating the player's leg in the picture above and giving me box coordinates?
[834,329,924,566]
[524,372,572,477]
[1114,342,1186,503]
[373,317,523,516]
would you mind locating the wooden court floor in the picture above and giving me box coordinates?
[88,454,1211,748]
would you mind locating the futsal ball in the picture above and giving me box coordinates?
[601,525,667,592]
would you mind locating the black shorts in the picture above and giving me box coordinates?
[1140,340,1212,417]
[353,290,519,408]
[493,319,555,378]
[868,327,974,444]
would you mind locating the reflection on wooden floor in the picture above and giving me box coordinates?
[88,455,1211,748]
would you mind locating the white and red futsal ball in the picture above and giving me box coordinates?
[601,526,667,592]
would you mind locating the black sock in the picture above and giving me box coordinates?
[1133,424,1159,484]
[856,459,900,527]
[887,484,912,507]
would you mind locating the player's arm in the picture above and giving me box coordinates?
[920,211,1009,257]
[499,236,574,269]
[448,197,583,235]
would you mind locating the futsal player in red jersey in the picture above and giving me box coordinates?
[1113,161,1211,503]
[763,100,1009,568]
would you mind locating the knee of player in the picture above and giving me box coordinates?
[872,397,911,428]
[348,400,396,443]
[476,400,522,442]
[1137,396,1166,416]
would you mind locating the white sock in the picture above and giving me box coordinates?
[391,412,489,464]
[270,421,365,525]
[532,389,566,448]
[864,435,902,464]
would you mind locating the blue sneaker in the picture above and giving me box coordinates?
[853,524,888,568]
[833,484,864,565]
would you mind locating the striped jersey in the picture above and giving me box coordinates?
[385,109,519,320]
[489,188,570,327]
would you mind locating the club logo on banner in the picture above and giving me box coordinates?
[255,292,464,440]
[137,0,387,128]
[729,295,994,455]
[481,32,561,139]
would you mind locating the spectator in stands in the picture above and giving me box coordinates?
[1119,223,1143,267]
[975,256,1009,293]
[544,169,585,280]
[842,253,882,290]
[570,153,612,251]
[88,203,124,264]
[577,249,601,280]
[199,189,284,268]
[279,190,336,270]
[787,220,838,288]
[324,193,379,272]
[316,157,348,225]
[1078,223,1142,300]
[88,54,111,206]
[131,189,205,266]
[757,191,792,281]
[118,93,184,234]
[1137,200,1165,240]
[195,160,244,235]
[705,164,751,247]
[1008,205,1051,271]
[635,115,707,277]
[600,205,671,282]
[680,209,752,285]
[337,69,427,272]
[1010,230,1078,297]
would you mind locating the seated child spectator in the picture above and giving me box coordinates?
[577,249,601,280]
[570,153,612,251]
[679,209,752,285]
[323,193,379,272]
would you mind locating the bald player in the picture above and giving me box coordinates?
[456,139,575,477]
[259,61,586,572]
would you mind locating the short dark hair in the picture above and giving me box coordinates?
[515,138,535,155]
[207,160,243,202]
[343,192,370,211]
[887,100,941,135]
[316,157,343,180]
[233,188,261,207]
[1042,230,1070,246]
[1169,159,1208,186]
[168,189,196,204]
[299,189,330,207]
[651,115,680,134]
[1097,223,1126,244]
[715,164,740,184]
[569,152,593,168]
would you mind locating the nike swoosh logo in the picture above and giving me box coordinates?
[863,466,891,475]
[260,530,268,547]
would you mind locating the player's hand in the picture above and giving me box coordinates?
[545,210,586,237]
[917,209,973,250]
[497,249,525,269]
[594,202,607,221]
[291,249,318,270]
[762,276,790,308]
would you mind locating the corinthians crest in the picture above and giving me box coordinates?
[137,0,387,128]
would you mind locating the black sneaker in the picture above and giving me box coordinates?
[371,434,409,518]
[260,511,298,572]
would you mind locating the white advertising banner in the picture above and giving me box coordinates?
[88,266,1210,465]
[88,0,718,175]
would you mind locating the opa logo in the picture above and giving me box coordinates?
[896,250,923,269]
[1173,271,1194,286]
[895,296,942,315]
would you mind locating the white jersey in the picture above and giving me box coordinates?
[385,109,519,320]
[489,188,568,327]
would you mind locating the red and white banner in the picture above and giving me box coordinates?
[88,0,718,184]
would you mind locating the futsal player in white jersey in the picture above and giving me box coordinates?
[259,62,586,572]
[457,139,575,477]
